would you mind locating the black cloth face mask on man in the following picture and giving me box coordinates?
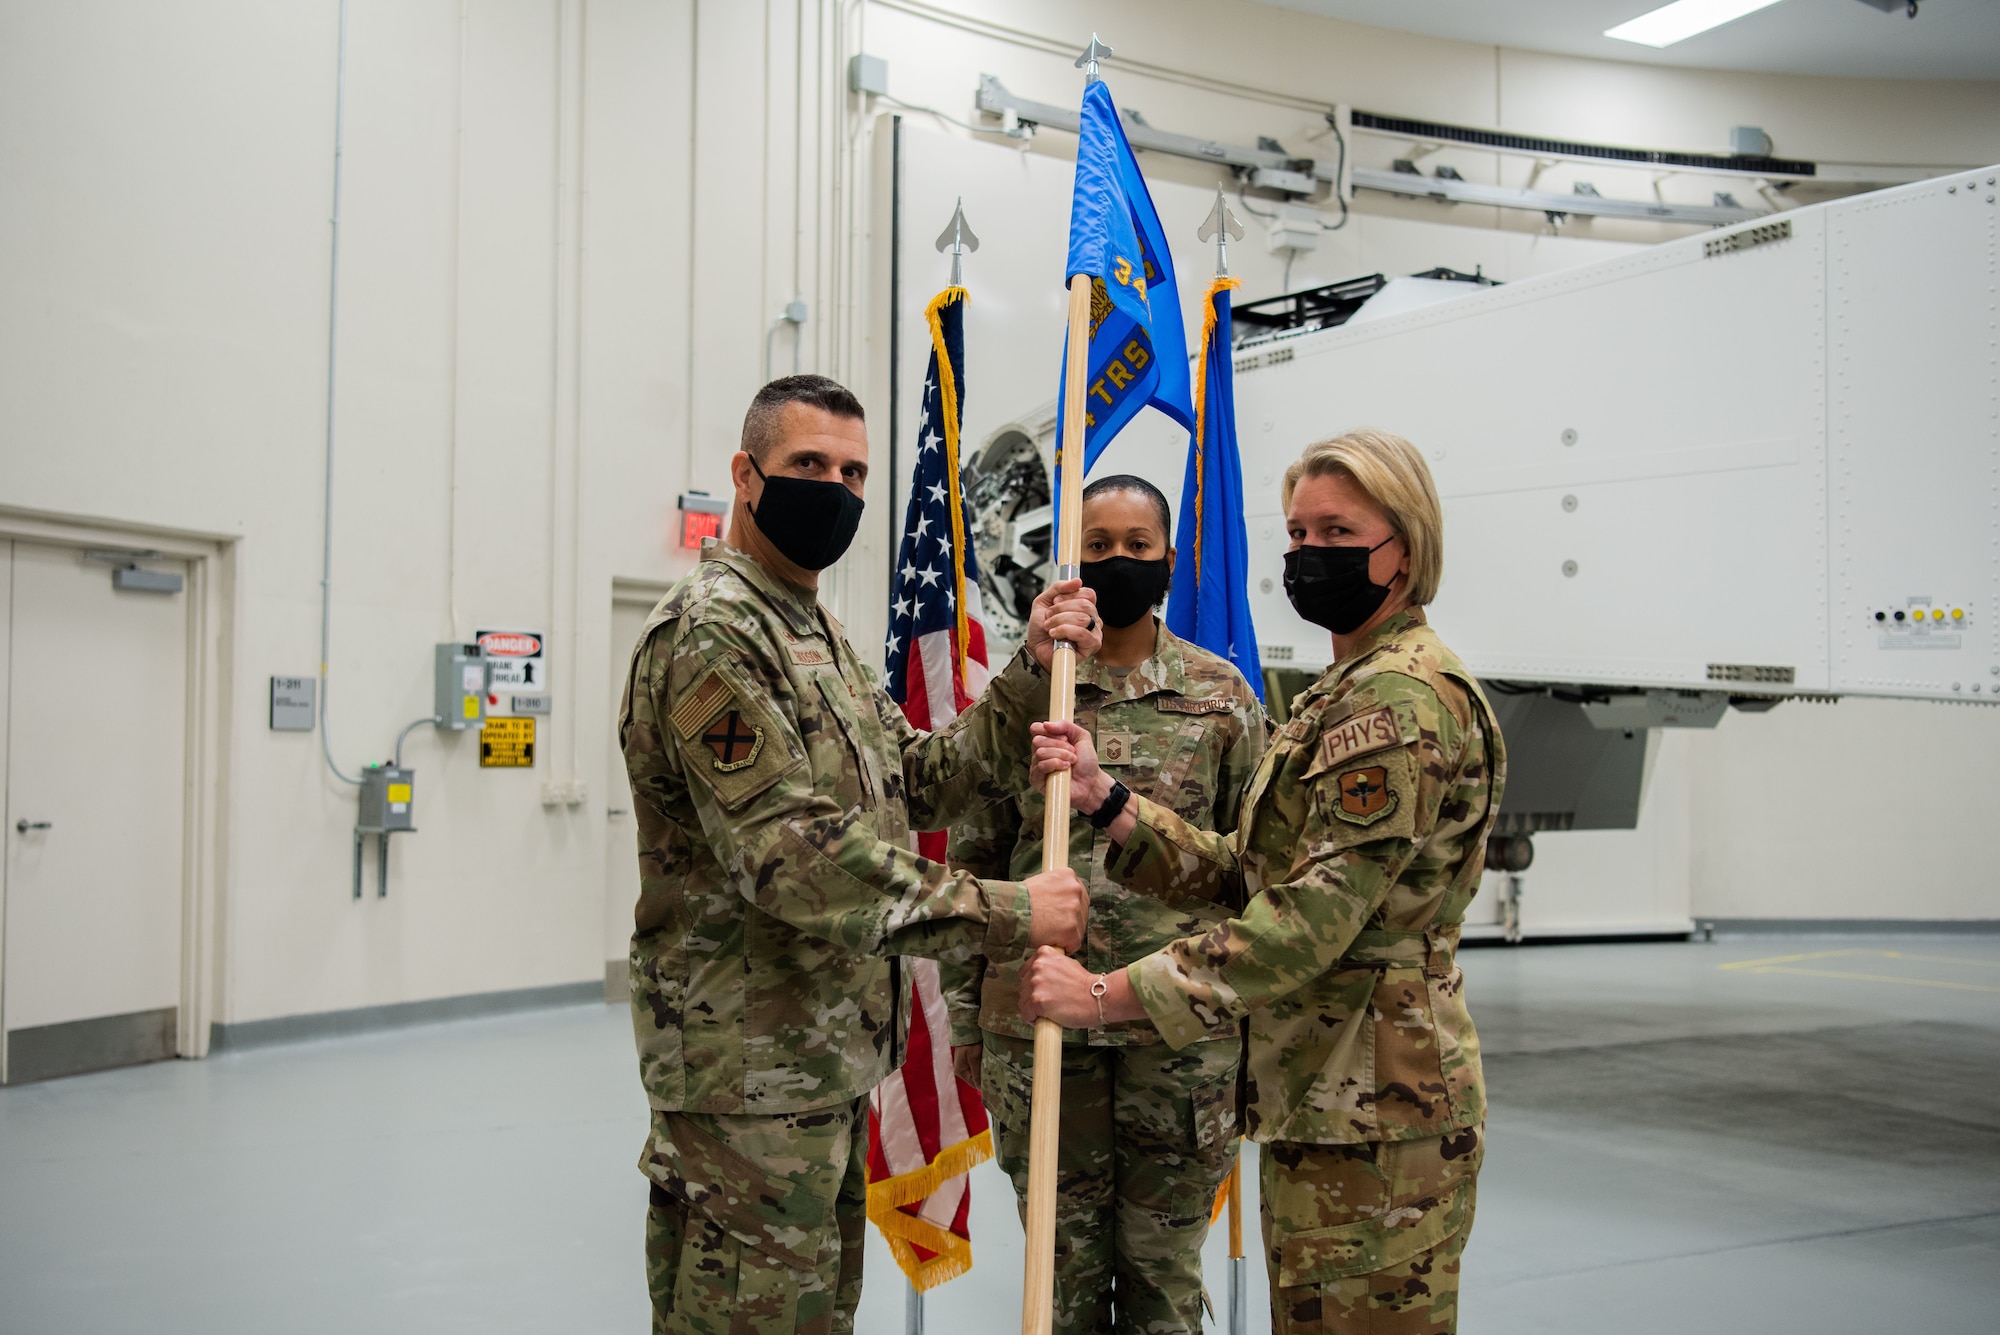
[748,456,866,571]
[1080,555,1171,630]
[1282,535,1398,635]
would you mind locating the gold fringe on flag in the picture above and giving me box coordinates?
[866,1126,996,1292]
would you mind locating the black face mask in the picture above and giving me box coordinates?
[1283,536,1399,635]
[749,457,865,571]
[1080,556,1172,629]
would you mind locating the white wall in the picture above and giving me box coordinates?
[1,1,1993,1034]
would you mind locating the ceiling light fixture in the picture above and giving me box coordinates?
[1604,0,1788,48]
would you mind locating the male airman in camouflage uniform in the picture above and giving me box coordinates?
[1023,431,1505,1335]
[945,620,1264,1335]
[620,375,1093,1335]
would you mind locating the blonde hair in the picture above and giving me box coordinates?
[1281,429,1444,605]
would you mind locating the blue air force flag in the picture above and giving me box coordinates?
[1058,79,1195,480]
[1166,276,1262,700]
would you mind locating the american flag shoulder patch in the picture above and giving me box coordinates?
[670,668,736,740]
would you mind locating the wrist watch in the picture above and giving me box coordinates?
[1087,778,1132,830]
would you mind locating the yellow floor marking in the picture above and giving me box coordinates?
[1738,966,2000,994]
[1719,947,2000,972]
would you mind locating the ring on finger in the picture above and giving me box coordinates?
[1086,616,1096,631]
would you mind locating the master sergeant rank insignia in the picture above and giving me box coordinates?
[1335,765,1396,825]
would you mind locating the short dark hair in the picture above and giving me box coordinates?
[1082,473,1172,545]
[741,375,865,461]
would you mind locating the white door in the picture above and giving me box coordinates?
[603,593,658,1002]
[2,541,189,1084]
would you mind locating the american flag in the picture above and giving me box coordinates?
[884,287,989,865]
[868,286,995,1293]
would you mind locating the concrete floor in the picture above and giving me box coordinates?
[2,935,1996,1333]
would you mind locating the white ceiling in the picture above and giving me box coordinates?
[1257,0,2000,80]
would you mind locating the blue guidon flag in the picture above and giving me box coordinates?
[1058,77,1195,488]
[885,287,990,854]
[1166,275,1263,700]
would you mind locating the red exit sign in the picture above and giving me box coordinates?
[678,491,728,550]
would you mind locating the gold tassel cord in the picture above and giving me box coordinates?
[925,287,973,686]
[1188,275,1239,592]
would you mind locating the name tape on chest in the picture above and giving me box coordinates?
[1156,695,1234,716]
[780,627,837,667]
[1317,704,1411,771]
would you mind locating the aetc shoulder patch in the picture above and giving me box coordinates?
[1335,765,1397,825]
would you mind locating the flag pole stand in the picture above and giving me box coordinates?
[1021,270,1093,1335]
[1226,1151,1247,1335]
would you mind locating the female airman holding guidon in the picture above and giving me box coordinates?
[1021,429,1506,1335]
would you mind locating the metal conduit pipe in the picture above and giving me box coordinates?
[318,0,360,786]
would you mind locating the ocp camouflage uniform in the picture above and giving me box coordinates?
[944,624,1266,1335]
[619,539,1050,1335]
[1109,609,1504,1335]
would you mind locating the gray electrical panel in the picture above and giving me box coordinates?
[269,676,316,731]
[357,765,415,835]
[354,764,415,900]
[434,643,487,731]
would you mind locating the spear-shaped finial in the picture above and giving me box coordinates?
[1197,185,1245,276]
[1075,33,1113,84]
[934,197,980,288]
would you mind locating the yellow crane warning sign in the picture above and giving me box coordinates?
[480,716,535,768]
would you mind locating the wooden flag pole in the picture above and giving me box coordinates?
[1226,1152,1247,1335]
[1020,271,1094,1335]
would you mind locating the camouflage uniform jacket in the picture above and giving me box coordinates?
[944,624,1266,1048]
[619,541,1047,1117]
[1112,609,1505,1146]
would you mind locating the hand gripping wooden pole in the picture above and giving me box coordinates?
[1020,272,1094,1335]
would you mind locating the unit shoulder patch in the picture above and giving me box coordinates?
[1334,765,1398,826]
[670,668,736,741]
[701,710,765,771]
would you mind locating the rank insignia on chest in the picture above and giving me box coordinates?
[702,710,764,771]
[1335,765,1396,824]
[1099,731,1136,766]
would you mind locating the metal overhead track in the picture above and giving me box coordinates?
[1348,110,1818,179]
[973,75,1768,228]
[1356,167,1759,225]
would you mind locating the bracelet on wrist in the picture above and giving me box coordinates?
[1087,779,1131,830]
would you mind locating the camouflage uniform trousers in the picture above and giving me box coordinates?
[984,1032,1241,1335]
[1260,1125,1484,1335]
[642,1099,868,1335]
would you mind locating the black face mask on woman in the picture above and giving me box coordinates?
[1283,536,1398,635]
[748,456,866,571]
[1080,556,1172,629]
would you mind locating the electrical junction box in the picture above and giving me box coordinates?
[847,53,887,97]
[434,643,487,730]
[357,765,415,835]
[1264,204,1320,255]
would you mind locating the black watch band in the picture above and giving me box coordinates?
[1087,779,1132,830]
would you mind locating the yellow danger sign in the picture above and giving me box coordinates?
[480,716,535,768]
